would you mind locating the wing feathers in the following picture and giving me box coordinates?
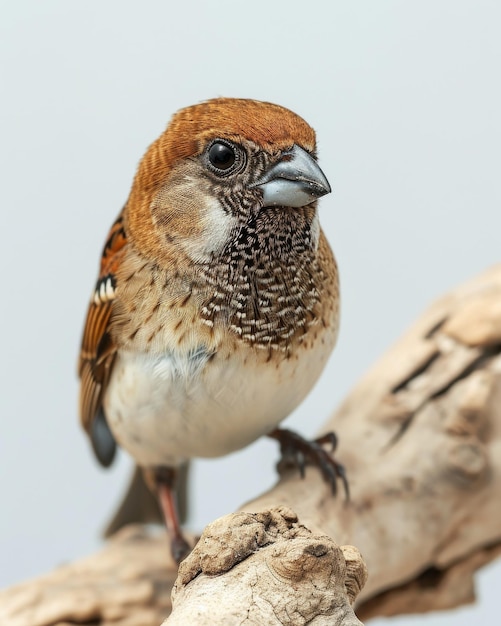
[78,211,127,465]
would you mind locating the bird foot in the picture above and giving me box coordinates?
[154,468,193,565]
[171,533,192,565]
[268,428,349,499]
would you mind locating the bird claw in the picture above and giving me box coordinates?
[171,534,192,565]
[270,428,349,500]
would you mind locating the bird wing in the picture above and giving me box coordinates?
[78,211,127,467]
[79,211,189,533]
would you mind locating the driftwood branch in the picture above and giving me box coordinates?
[247,264,501,620]
[2,264,501,625]
[166,507,366,625]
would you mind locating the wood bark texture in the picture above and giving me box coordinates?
[1,264,501,625]
[165,507,367,625]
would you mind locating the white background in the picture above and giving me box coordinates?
[1,1,500,623]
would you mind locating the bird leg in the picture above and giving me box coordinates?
[268,428,349,499]
[153,467,192,564]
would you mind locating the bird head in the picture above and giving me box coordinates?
[126,98,331,265]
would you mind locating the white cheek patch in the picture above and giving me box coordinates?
[152,164,237,264]
[182,195,236,263]
[200,197,236,253]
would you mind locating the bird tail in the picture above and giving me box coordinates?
[104,462,189,537]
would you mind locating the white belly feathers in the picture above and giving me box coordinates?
[104,335,333,468]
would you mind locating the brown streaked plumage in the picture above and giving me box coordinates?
[79,97,343,563]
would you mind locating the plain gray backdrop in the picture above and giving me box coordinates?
[1,1,500,623]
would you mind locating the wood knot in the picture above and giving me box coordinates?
[267,538,339,584]
[446,441,487,486]
[305,542,329,557]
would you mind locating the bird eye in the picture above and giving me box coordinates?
[208,142,236,171]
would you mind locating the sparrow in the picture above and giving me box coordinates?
[79,97,344,563]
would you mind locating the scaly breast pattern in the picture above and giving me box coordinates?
[104,227,339,467]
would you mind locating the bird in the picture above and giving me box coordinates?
[78,97,344,563]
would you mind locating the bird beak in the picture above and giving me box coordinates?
[251,144,331,208]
